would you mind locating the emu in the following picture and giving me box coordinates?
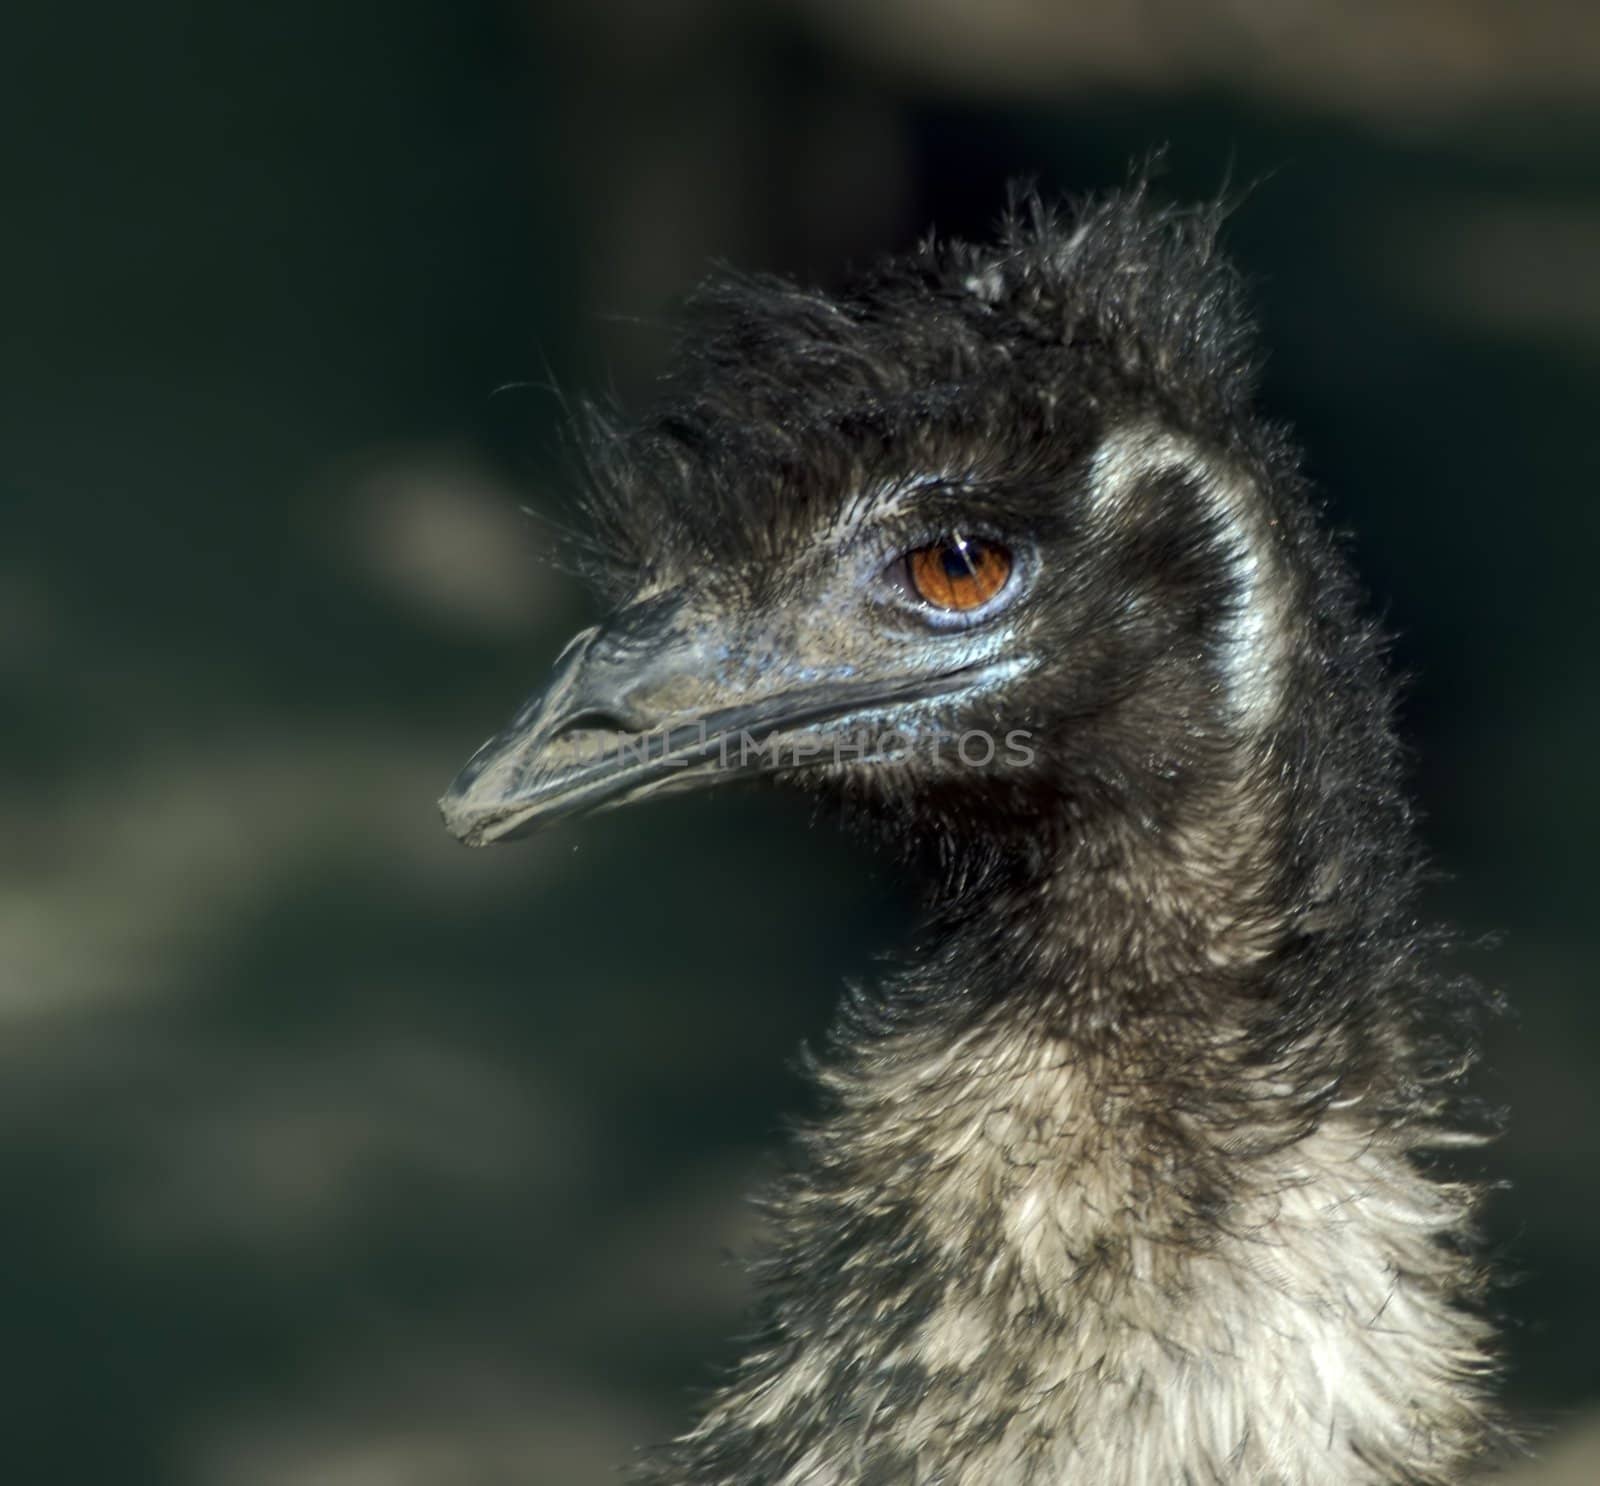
[441,190,1504,1485]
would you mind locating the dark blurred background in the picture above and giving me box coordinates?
[3,3,1598,1482]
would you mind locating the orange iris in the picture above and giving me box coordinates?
[906,535,1012,611]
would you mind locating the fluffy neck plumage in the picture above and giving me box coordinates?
[638,734,1502,1486]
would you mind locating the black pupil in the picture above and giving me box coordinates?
[941,542,975,578]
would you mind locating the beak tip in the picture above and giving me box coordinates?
[438,786,494,848]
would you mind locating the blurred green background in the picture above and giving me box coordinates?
[3,3,1598,1481]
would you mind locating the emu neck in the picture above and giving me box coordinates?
[928,751,1296,1034]
[643,771,1497,1485]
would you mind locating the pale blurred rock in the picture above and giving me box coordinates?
[0,730,534,1019]
[796,0,1600,121]
[1487,1410,1600,1483]
[106,1038,585,1252]
[336,449,571,636]
[1391,202,1600,346]
[197,1364,666,1486]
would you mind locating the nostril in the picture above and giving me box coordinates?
[548,702,654,739]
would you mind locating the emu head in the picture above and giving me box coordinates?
[442,193,1368,904]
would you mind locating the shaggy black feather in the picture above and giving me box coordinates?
[579,191,1256,588]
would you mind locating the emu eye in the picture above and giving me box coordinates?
[904,534,1012,612]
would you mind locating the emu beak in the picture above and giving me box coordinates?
[439,595,984,846]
